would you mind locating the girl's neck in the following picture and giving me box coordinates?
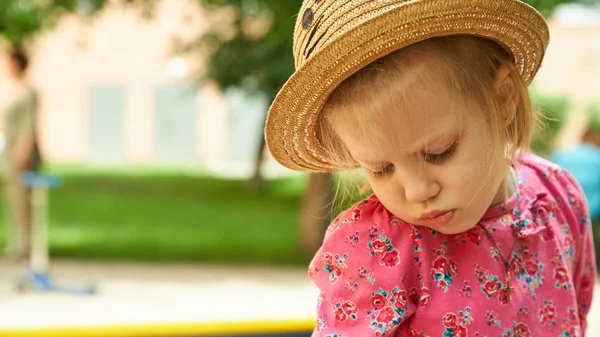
[490,167,517,207]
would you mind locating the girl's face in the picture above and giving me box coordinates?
[333,86,513,235]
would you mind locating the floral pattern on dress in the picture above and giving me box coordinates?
[518,248,545,300]
[441,307,473,337]
[321,252,348,284]
[474,264,510,306]
[365,287,408,335]
[538,300,557,330]
[485,311,501,327]
[367,225,401,268]
[331,298,359,323]
[309,155,596,337]
[558,307,582,337]
[455,230,482,246]
[501,321,532,337]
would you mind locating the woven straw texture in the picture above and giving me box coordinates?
[265,0,549,172]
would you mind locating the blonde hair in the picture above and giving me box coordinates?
[318,36,537,210]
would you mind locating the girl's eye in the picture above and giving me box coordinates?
[422,141,458,164]
[372,164,394,178]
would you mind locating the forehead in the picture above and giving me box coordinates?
[334,84,474,161]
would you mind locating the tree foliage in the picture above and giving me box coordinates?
[0,0,103,48]
[191,0,302,99]
[0,0,155,49]
[524,0,578,17]
[0,0,579,91]
[193,0,577,97]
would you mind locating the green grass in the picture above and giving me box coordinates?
[0,168,312,266]
[1,165,599,272]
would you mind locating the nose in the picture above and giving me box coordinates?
[403,172,440,204]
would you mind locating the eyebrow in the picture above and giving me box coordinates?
[354,132,457,166]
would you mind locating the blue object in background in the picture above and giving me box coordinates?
[17,172,97,295]
[21,172,62,188]
[550,144,600,220]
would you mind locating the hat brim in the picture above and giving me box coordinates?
[265,0,549,172]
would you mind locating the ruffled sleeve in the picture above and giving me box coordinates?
[309,197,420,337]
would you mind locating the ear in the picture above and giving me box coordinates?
[494,65,519,127]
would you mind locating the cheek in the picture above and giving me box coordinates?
[448,142,507,200]
[441,142,498,192]
[366,176,392,196]
[366,176,403,205]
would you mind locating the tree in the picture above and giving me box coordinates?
[0,0,154,50]
[0,0,331,255]
[191,0,332,254]
[189,0,302,191]
[0,0,103,49]
[523,0,577,17]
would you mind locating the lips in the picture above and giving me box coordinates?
[420,210,452,220]
[419,209,455,227]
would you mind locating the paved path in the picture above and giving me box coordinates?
[0,260,599,336]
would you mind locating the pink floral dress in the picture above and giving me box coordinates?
[309,154,596,337]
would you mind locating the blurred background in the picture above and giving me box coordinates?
[0,0,598,336]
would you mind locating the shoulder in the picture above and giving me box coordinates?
[518,153,589,229]
[320,194,414,252]
[309,195,420,288]
[322,195,394,240]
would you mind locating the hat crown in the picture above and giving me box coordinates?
[293,0,408,68]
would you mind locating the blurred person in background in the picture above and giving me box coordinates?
[0,48,41,262]
[550,104,600,272]
[550,107,600,222]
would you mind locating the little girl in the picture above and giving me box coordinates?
[264,1,596,336]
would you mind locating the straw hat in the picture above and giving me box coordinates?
[265,0,549,172]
